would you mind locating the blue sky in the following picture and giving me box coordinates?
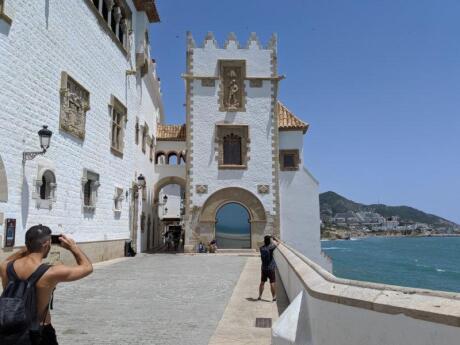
[150,0,460,224]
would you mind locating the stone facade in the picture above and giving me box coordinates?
[184,32,281,251]
[0,0,161,258]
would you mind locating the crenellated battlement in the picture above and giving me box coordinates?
[186,31,277,51]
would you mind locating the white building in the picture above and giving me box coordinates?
[0,0,161,261]
[0,1,328,269]
[151,32,328,268]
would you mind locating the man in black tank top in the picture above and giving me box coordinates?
[1,225,93,344]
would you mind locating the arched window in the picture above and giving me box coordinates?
[155,152,166,165]
[179,153,186,165]
[167,152,178,165]
[223,133,242,165]
[39,170,56,200]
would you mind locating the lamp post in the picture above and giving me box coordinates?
[22,125,53,163]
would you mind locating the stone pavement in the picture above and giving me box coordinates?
[209,257,288,345]
[51,254,246,345]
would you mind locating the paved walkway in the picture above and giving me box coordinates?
[209,257,289,345]
[51,254,246,345]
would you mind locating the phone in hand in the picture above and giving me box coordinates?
[51,234,62,245]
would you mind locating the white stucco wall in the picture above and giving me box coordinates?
[279,131,329,269]
[274,244,460,345]
[0,0,161,253]
[188,34,276,218]
[159,184,183,219]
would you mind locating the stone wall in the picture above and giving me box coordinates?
[273,242,460,345]
[0,0,161,256]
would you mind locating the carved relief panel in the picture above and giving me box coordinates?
[60,72,90,140]
[219,60,246,112]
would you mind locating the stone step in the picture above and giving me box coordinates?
[216,248,259,256]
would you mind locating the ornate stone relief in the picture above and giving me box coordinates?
[60,72,90,140]
[257,185,270,194]
[196,185,208,194]
[219,60,246,112]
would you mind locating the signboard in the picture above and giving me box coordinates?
[5,218,16,247]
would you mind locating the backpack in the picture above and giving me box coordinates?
[0,261,50,342]
[260,246,273,268]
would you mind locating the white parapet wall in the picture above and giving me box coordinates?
[273,242,460,345]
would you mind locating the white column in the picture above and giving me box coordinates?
[113,6,122,37]
[106,0,115,27]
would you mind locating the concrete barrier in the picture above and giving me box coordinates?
[272,242,460,345]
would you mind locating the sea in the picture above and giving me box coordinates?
[321,236,460,293]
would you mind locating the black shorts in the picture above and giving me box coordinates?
[261,269,276,283]
[30,324,58,345]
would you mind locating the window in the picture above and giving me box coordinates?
[113,187,124,212]
[33,168,57,209]
[215,124,249,169]
[149,139,154,162]
[39,171,56,200]
[223,134,242,165]
[168,152,178,165]
[135,117,139,145]
[82,169,100,210]
[280,149,300,171]
[87,0,132,53]
[142,123,149,153]
[110,95,127,156]
[155,152,166,165]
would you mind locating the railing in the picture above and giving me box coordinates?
[273,242,460,345]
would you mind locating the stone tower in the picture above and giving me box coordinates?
[183,32,282,252]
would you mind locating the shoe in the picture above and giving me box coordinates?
[272,298,277,302]
[257,296,261,301]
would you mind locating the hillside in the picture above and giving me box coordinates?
[320,191,459,229]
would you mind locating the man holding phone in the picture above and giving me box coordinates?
[0,224,93,344]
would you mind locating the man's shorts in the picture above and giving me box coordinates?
[261,269,276,283]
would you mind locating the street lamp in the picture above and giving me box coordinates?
[23,125,53,163]
[136,174,146,189]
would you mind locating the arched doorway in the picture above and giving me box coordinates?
[197,187,267,249]
[216,203,251,249]
[153,177,186,251]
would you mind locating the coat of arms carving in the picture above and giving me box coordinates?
[59,72,90,140]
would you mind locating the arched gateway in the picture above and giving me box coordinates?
[197,187,267,249]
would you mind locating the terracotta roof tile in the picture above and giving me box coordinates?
[157,124,186,141]
[277,101,309,134]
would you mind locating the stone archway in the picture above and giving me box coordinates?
[197,187,267,249]
[0,155,7,202]
[153,176,186,250]
[153,176,186,203]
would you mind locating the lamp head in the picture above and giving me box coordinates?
[38,125,52,151]
[137,174,146,188]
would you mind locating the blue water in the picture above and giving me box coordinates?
[321,237,460,293]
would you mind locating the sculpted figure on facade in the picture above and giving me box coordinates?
[226,70,240,109]
[60,72,90,140]
[219,60,245,112]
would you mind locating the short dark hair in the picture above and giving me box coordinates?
[25,224,52,252]
[264,235,271,246]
